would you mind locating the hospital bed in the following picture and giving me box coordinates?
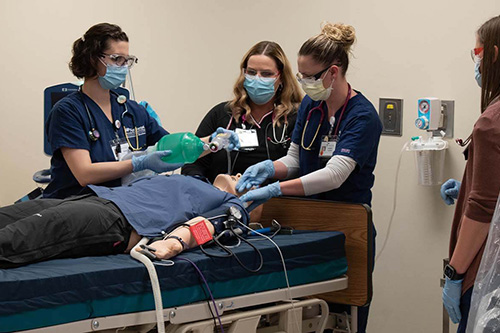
[0,197,372,333]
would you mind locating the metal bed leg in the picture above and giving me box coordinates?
[350,305,358,333]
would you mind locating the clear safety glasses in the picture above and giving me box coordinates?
[296,63,340,84]
[101,54,138,68]
[244,68,279,78]
[471,47,483,61]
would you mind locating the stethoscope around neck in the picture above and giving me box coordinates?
[300,84,352,151]
[224,108,290,173]
[79,88,144,151]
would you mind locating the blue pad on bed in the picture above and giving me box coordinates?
[0,230,347,332]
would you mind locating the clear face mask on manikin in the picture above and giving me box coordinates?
[474,56,482,88]
[243,74,277,105]
[98,59,128,90]
[300,74,335,101]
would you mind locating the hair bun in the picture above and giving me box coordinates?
[321,22,356,50]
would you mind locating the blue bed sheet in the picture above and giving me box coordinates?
[0,230,347,332]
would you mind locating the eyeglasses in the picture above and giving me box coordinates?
[470,47,483,61]
[101,54,138,68]
[296,63,340,83]
[244,68,279,78]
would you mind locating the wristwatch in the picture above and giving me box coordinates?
[444,264,465,280]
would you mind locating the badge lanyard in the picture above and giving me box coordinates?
[318,84,352,158]
[79,89,144,160]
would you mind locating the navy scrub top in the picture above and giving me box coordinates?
[89,174,249,237]
[291,92,382,206]
[44,91,168,199]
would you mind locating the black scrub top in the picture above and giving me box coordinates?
[182,102,296,183]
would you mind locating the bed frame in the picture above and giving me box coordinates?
[21,197,372,333]
[260,196,373,307]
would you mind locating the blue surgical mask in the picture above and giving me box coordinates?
[474,58,482,87]
[243,74,277,105]
[98,60,128,90]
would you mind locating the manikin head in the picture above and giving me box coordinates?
[213,174,263,222]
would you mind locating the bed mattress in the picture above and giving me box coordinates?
[0,230,347,332]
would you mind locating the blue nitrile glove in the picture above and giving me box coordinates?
[139,101,162,126]
[239,181,282,212]
[210,127,240,151]
[440,179,461,205]
[442,277,463,324]
[131,150,184,173]
[236,159,275,192]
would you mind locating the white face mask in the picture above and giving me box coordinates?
[300,75,335,101]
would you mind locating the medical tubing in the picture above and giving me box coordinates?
[238,222,291,298]
[126,68,135,100]
[238,221,302,333]
[130,237,166,333]
[229,224,264,273]
[199,285,218,330]
[177,257,225,333]
[199,228,264,273]
[375,141,409,262]
[226,149,231,175]
[200,235,234,258]
[248,220,282,240]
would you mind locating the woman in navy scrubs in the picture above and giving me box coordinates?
[236,22,382,332]
[44,23,237,199]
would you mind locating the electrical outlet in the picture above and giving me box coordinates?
[379,98,403,136]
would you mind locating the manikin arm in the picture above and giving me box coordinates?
[145,216,215,260]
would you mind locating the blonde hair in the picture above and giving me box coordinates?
[299,22,356,75]
[228,41,303,126]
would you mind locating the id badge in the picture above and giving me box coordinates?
[110,137,130,161]
[319,135,337,158]
[235,128,259,149]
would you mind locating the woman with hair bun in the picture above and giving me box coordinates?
[182,41,302,183]
[237,22,382,332]
[44,23,238,199]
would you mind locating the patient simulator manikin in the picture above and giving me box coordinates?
[0,174,258,268]
[133,174,261,260]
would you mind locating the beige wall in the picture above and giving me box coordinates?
[1,0,499,331]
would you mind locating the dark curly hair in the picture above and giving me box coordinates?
[69,23,129,79]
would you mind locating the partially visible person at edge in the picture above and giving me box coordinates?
[44,23,238,199]
[236,22,382,333]
[440,15,500,332]
[182,41,302,183]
